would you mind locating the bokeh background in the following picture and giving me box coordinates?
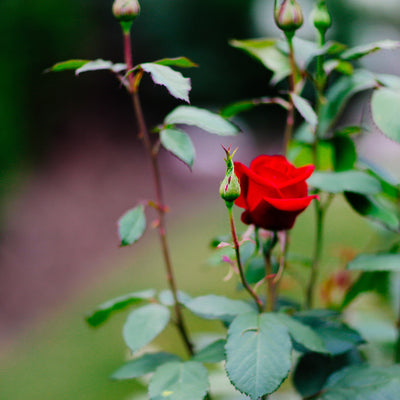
[1,0,400,399]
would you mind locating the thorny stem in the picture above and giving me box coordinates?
[264,232,279,312]
[228,208,264,313]
[123,30,194,357]
[395,293,400,363]
[282,34,297,156]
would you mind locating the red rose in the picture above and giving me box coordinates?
[234,155,318,231]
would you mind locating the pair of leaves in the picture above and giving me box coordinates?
[48,58,239,171]
[47,57,196,102]
[113,356,210,400]
[160,105,239,170]
[225,312,327,399]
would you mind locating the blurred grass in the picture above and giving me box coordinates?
[0,196,376,400]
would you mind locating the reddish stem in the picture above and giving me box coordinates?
[229,209,264,313]
[123,30,194,356]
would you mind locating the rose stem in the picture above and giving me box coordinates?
[123,30,194,356]
[263,232,278,312]
[306,26,330,310]
[305,195,332,309]
[282,33,297,156]
[228,208,264,312]
[395,291,400,363]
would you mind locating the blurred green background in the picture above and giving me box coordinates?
[1,0,400,399]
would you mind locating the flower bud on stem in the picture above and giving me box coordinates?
[221,147,263,312]
[274,0,304,36]
[113,0,140,33]
[220,146,241,209]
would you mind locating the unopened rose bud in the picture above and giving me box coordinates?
[274,0,304,34]
[311,0,332,34]
[112,0,140,22]
[220,146,241,209]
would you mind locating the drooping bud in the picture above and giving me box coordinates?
[311,0,332,35]
[112,0,140,23]
[219,146,241,209]
[274,0,304,34]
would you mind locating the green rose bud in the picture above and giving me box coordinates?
[112,0,140,22]
[220,146,241,209]
[274,0,304,33]
[311,0,332,34]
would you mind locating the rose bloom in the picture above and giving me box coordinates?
[234,155,318,231]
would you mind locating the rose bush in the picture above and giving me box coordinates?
[234,155,318,230]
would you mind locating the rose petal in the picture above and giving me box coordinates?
[261,194,318,212]
[234,160,278,189]
[234,162,280,209]
[276,164,315,189]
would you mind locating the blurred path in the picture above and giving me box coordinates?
[0,117,262,351]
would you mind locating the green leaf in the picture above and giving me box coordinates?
[293,351,362,398]
[294,313,364,355]
[318,70,377,135]
[291,94,317,128]
[123,304,170,353]
[165,106,239,136]
[341,271,389,309]
[308,170,381,194]
[111,352,181,380]
[348,253,400,272]
[359,160,400,200]
[220,97,288,118]
[192,339,226,363]
[149,361,209,400]
[153,57,198,68]
[324,59,354,76]
[244,256,265,284]
[140,63,191,102]
[371,87,400,143]
[45,59,90,73]
[316,365,400,400]
[334,126,363,136]
[344,192,400,232]
[331,136,356,171]
[158,290,192,306]
[160,128,195,169]
[85,289,156,327]
[118,205,146,246]
[341,40,400,60]
[185,295,254,321]
[75,59,126,75]
[274,313,328,354]
[225,312,292,399]
[376,73,400,90]
[230,38,290,84]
